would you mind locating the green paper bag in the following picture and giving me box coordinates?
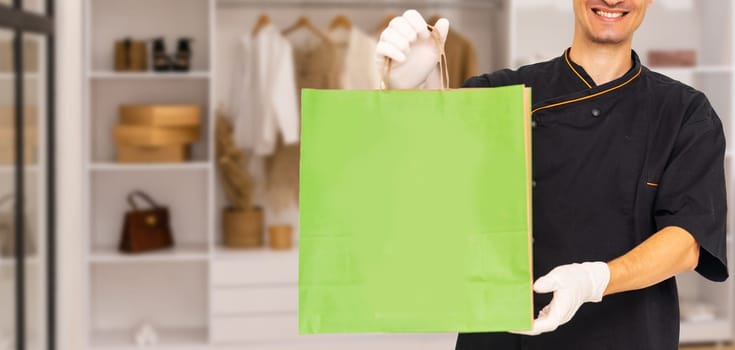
[299,85,533,334]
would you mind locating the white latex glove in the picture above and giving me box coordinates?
[512,262,610,336]
[375,10,449,89]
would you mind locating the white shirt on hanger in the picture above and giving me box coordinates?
[329,27,381,90]
[230,23,299,156]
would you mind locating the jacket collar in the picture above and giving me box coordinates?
[563,47,641,91]
[532,49,643,114]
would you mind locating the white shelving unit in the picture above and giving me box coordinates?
[83,0,215,348]
[83,0,734,348]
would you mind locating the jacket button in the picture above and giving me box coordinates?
[532,180,537,187]
[531,121,537,128]
[591,108,601,117]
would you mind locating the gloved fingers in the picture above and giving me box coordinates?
[540,304,551,316]
[533,274,560,294]
[559,293,583,326]
[510,316,549,336]
[402,9,430,39]
[389,16,418,42]
[433,18,450,45]
[379,28,411,55]
[509,306,553,335]
[530,292,569,334]
[512,291,570,336]
[375,41,407,63]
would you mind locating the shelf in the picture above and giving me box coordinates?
[0,72,39,80]
[650,66,733,74]
[89,162,210,172]
[88,71,211,80]
[694,66,734,73]
[680,318,732,343]
[90,245,208,264]
[0,256,39,268]
[90,327,208,350]
[0,164,38,175]
[214,246,298,260]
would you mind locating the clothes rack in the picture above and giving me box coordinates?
[217,0,503,10]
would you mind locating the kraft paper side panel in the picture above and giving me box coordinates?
[299,86,532,334]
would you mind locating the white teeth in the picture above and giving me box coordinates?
[594,10,624,18]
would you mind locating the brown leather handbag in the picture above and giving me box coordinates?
[119,191,174,253]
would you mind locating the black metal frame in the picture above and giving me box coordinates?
[0,2,55,350]
[0,5,53,32]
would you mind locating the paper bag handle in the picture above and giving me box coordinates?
[382,25,450,90]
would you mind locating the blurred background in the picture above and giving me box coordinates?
[0,0,733,349]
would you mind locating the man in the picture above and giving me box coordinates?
[376,1,728,349]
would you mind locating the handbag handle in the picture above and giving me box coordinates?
[382,24,449,91]
[127,191,160,210]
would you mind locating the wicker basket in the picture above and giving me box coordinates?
[223,207,264,248]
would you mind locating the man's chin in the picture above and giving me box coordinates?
[588,33,629,46]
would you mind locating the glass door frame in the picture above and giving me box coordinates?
[0,1,55,350]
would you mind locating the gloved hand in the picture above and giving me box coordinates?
[375,10,449,89]
[512,262,610,336]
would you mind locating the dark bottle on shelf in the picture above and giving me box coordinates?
[173,38,193,72]
[152,37,172,72]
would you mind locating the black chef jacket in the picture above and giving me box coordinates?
[456,49,728,350]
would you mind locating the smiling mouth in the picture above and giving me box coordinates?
[592,8,628,19]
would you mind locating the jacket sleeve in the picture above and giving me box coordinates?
[462,69,519,88]
[653,94,728,282]
[462,74,492,88]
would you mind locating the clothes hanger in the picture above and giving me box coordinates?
[282,16,333,44]
[252,14,272,36]
[328,15,352,31]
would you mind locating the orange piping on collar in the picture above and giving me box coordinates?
[532,66,643,115]
[565,49,593,89]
